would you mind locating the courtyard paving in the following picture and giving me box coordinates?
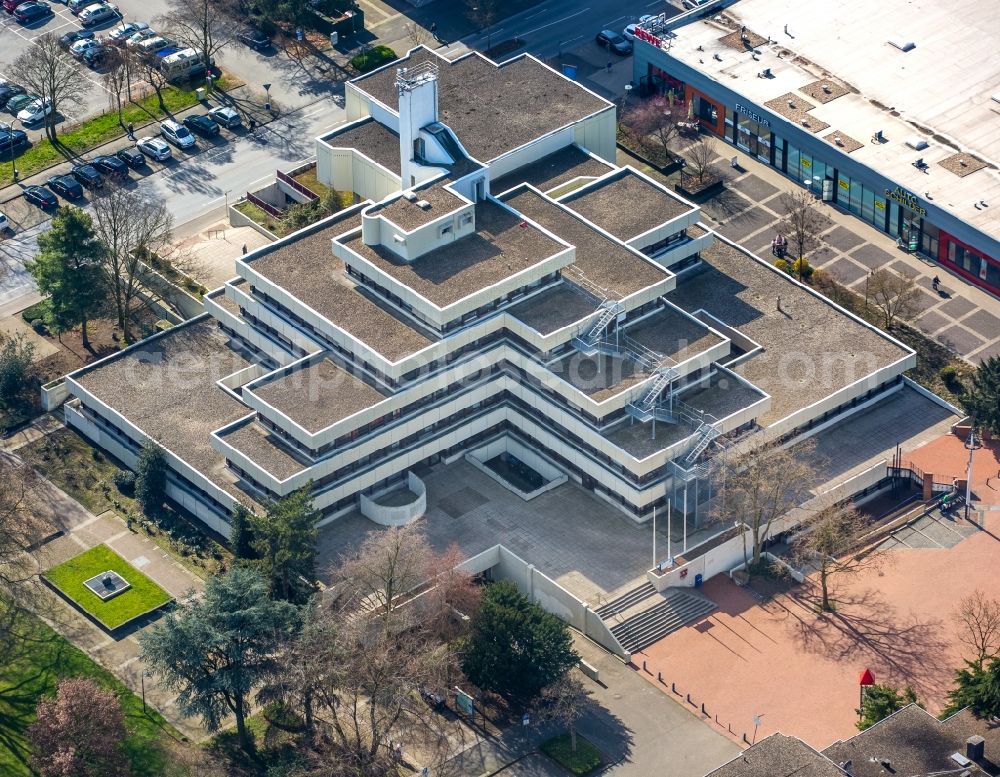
[905,432,1000,508]
[632,507,1000,749]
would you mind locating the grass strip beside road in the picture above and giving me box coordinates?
[43,544,173,630]
[540,733,603,775]
[1,76,237,189]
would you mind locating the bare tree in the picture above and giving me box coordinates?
[778,189,830,276]
[532,673,591,754]
[716,437,818,570]
[128,49,170,112]
[624,96,683,162]
[792,503,887,612]
[101,48,131,126]
[9,34,88,144]
[156,0,236,73]
[683,137,717,187]
[867,267,920,329]
[465,0,498,50]
[403,21,431,49]
[953,590,1000,668]
[90,183,173,345]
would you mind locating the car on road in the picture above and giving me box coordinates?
[78,2,119,27]
[0,129,30,159]
[107,20,147,43]
[159,119,196,149]
[92,153,128,178]
[125,28,156,46]
[17,98,53,125]
[596,29,632,55]
[208,106,241,129]
[135,136,171,161]
[70,163,104,188]
[623,15,653,41]
[237,28,270,51]
[24,185,58,209]
[71,37,102,58]
[115,146,145,168]
[182,113,220,138]
[46,174,84,199]
[14,1,53,24]
[0,84,26,109]
[0,211,10,235]
[59,28,95,49]
[6,93,38,114]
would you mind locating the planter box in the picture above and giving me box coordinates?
[676,175,724,200]
[617,142,685,176]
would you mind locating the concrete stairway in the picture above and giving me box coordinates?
[608,589,717,654]
[595,582,657,619]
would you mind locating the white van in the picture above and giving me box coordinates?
[160,48,206,82]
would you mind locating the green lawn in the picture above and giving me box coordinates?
[0,608,178,776]
[1,76,235,187]
[540,732,602,775]
[43,545,172,631]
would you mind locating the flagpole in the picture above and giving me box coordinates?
[652,505,657,570]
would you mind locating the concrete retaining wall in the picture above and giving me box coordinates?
[465,434,568,500]
[41,378,69,411]
[359,471,427,526]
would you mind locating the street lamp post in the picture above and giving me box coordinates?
[9,118,19,183]
[263,82,271,112]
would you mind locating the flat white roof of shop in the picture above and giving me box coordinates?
[650,0,1000,242]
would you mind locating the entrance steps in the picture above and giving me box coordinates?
[595,582,657,619]
[607,588,716,654]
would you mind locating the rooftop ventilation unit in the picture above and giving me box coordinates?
[905,136,929,150]
[416,200,432,210]
[888,38,915,52]
[403,192,417,202]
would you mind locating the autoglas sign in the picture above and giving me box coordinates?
[884,186,927,217]
[735,103,769,127]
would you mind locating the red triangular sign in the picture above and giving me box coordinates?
[859,669,875,686]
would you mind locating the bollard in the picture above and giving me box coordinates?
[686,693,691,704]
[672,682,677,694]
[701,702,706,715]
[743,733,749,744]
[657,671,662,683]
[643,660,647,672]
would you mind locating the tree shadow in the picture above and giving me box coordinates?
[778,585,950,700]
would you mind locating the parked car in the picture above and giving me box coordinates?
[92,153,128,178]
[682,0,711,8]
[115,146,145,168]
[0,211,10,235]
[107,20,147,43]
[159,119,195,149]
[78,2,119,27]
[0,129,30,159]
[182,113,219,138]
[70,163,104,188]
[137,35,171,54]
[46,173,84,199]
[59,28,94,48]
[24,185,58,209]
[595,29,632,55]
[208,106,241,129]
[237,28,270,50]
[0,84,26,109]
[14,1,53,24]
[125,28,156,46]
[623,15,653,42]
[71,37,102,57]
[135,136,171,161]
[17,98,53,125]
[6,93,38,114]
[67,0,91,13]
[83,45,110,68]
[1,0,31,13]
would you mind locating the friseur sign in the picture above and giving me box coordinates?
[884,186,927,217]
[735,103,769,127]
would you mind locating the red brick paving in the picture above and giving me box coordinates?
[633,510,1000,749]
[906,432,1000,506]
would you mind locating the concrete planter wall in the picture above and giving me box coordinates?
[465,434,568,500]
[41,378,69,411]
[228,202,279,241]
[359,471,426,526]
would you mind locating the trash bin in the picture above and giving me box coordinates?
[196,87,206,101]
[694,573,703,588]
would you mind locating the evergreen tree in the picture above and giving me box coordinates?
[856,683,918,730]
[944,657,1000,718]
[251,485,320,604]
[965,356,1000,436]
[135,440,167,515]
[28,207,107,348]
[462,580,578,700]
[229,503,257,560]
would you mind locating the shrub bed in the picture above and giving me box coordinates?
[540,733,602,775]
[350,45,396,73]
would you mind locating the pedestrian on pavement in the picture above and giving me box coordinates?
[932,275,940,291]
[606,61,613,73]
[241,244,247,256]
[127,122,134,140]
[430,21,437,39]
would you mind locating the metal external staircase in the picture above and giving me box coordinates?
[685,421,720,464]
[625,361,679,422]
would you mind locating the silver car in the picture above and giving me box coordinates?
[135,136,172,161]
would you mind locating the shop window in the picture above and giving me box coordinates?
[861,187,875,224]
[849,179,863,216]
[787,144,800,179]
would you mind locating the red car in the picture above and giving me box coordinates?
[2,0,30,12]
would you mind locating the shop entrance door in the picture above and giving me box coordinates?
[737,125,752,152]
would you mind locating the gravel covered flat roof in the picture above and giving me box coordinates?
[624,305,726,364]
[343,200,566,308]
[507,283,596,334]
[249,357,388,434]
[247,212,434,362]
[490,145,614,195]
[670,237,910,426]
[353,49,611,162]
[219,420,308,481]
[562,170,694,240]
[72,318,258,503]
[372,184,466,231]
[548,351,650,402]
[321,118,401,174]
[502,187,669,299]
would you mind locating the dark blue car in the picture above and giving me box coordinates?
[24,185,58,209]
[46,174,84,199]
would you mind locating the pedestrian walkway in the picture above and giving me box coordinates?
[702,143,1000,365]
